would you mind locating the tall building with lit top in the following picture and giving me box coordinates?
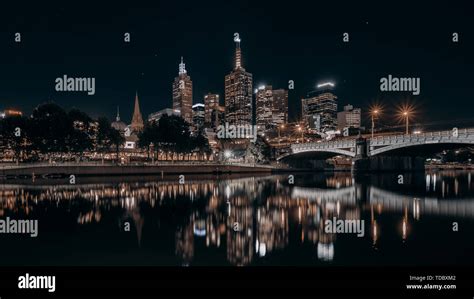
[172,57,193,124]
[225,36,253,126]
[301,82,338,133]
[192,103,205,132]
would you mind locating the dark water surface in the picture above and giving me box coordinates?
[0,171,473,266]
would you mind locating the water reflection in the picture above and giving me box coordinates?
[0,171,473,266]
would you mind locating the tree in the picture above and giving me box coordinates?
[68,108,94,160]
[30,103,73,158]
[96,117,125,163]
[244,136,271,164]
[138,115,193,161]
[138,122,160,160]
[109,128,125,162]
[191,131,211,160]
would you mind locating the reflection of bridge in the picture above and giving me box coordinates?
[290,185,474,218]
[279,128,474,160]
[369,186,474,218]
[291,186,357,204]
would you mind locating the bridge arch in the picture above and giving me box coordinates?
[277,148,355,161]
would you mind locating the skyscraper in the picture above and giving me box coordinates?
[131,92,144,133]
[255,85,273,130]
[173,57,193,124]
[301,82,338,133]
[255,86,288,131]
[204,93,220,126]
[272,89,288,126]
[225,36,253,126]
[192,103,205,132]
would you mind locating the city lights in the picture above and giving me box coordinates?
[317,82,335,89]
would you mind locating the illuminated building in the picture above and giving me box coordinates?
[172,57,193,124]
[301,82,338,133]
[204,93,220,126]
[255,85,273,130]
[210,105,225,129]
[148,108,181,123]
[255,86,289,131]
[192,103,205,132]
[272,89,288,126]
[0,109,22,118]
[225,36,253,126]
[337,104,361,130]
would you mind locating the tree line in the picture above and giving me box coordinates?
[0,102,210,163]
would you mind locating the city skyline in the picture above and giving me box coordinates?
[0,2,472,126]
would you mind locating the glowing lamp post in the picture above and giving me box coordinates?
[371,109,379,138]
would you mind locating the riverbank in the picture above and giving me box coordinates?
[0,162,282,179]
[426,164,474,170]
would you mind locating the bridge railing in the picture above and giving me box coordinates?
[369,128,474,146]
[291,139,356,152]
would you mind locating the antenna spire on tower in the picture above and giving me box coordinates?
[179,56,187,75]
[234,37,242,69]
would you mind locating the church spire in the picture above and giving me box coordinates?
[116,106,120,122]
[131,91,144,132]
[179,56,187,75]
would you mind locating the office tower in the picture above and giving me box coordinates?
[172,57,193,124]
[204,93,220,126]
[192,103,205,132]
[337,104,361,130]
[272,89,288,126]
[255,85,273,130]
[210,105,225,129]
[301,82,338,133]
[225,36,253,126]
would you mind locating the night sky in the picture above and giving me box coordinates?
[0,1,472,127]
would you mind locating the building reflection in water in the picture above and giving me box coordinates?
[0,170,473,265]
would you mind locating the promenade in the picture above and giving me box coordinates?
[0,162,278,178]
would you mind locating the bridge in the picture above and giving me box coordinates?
[278,128,474,171]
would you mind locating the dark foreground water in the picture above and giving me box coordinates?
[0,171,473,266]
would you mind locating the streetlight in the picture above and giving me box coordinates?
[370,108,380,138]
[397,104,415,135]
[278,124,285,146]
[402,111,409,134]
